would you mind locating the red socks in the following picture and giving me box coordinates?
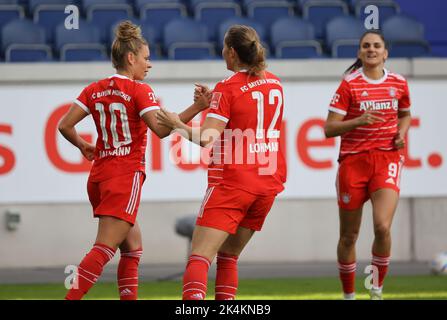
[65,243,116,300]
[371,252,390,289]
[215,252,239,300]
[182,254,211,300]
[117,248,143,300]
[338,261,356,295]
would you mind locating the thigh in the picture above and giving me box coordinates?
[339,207,363,236]
[94,171,145,225]
[337,154,371,210]
[95,216,133,250]
[196,186,255,234]
[191,225,231,261]
[219,226,256,256]
[239,195,276,232]
[370,188,399,230]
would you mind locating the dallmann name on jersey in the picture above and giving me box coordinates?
[249,142,279,153]
[99,146,131,159]
[359,99,398,111]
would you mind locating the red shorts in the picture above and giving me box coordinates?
[196,185,276,234]
[87,171,145,225]
[336,150,404,210]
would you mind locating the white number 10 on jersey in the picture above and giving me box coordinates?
[95,102,132,149]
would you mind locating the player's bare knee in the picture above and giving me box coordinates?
[339,233,359,248]
[374,224,391,239]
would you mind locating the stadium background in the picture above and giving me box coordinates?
[0,0,446,284]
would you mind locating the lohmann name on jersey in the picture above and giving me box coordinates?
[360,99,398,111]
[249,142,279,153]
[99,146,131,159]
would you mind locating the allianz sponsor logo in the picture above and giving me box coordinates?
[360,99,398,111]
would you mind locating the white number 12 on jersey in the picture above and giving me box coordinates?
[252,89,282,139]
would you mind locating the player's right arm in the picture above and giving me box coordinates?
[58,103,95,161]
[324,80,385,138]
[137,84,211,139]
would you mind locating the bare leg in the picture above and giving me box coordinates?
[337,208,363,263]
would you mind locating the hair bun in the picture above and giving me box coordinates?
[115,20,141,42]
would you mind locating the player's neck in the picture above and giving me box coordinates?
[116,69,134,80]
[362,66,385,80]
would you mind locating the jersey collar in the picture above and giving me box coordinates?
[109,74,132,80]
[360,68,388,84]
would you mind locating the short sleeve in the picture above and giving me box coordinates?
[134,83,160,117]
[74,85,91,114]
[328,80,351,116]
[399,80,411,111]
[206,82,231,123]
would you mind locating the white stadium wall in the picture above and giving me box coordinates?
[0,59,446,268]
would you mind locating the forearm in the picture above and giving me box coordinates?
[178,103,203,124]
[58,126,84,149]
[153,104,203,139]
[172,121,204,146]
[397,114,411,137]
[324,118,360,138]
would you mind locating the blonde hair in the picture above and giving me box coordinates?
[111,20,147,69]
[224,25,266,76]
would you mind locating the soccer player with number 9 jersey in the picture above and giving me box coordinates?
[325,30,412,300]
[58,21,210,300]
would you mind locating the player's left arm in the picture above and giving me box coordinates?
[156,108,226,147]
[394,110,411,149]
[58,103,95,161]
[394,80,412,149]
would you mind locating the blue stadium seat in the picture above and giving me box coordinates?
[0,4,24,31]
[55,19,107,61]
[382,15,430,57]
[85,1,134,42]
[2,19,52,62]
[32,1,77,43]
[270,17,322,58]
[194,1,242,41]
[326,16,365,58]
[302,0,349,39]
[164,18,215,60]
[218,16,270,56]
[354,0,400,27]
[246,0,294,31]
[139,1,187,34]
[29,0,78,13]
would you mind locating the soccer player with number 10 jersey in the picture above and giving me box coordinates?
[58,21,210,300]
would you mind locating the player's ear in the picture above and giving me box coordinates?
[127,51,135,66]
[383,48,389,61]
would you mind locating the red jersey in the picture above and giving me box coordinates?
[329,68,411,160]
[206,71,287,196]
[75,74,160,182]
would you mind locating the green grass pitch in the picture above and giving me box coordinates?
[1,275,446,300]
